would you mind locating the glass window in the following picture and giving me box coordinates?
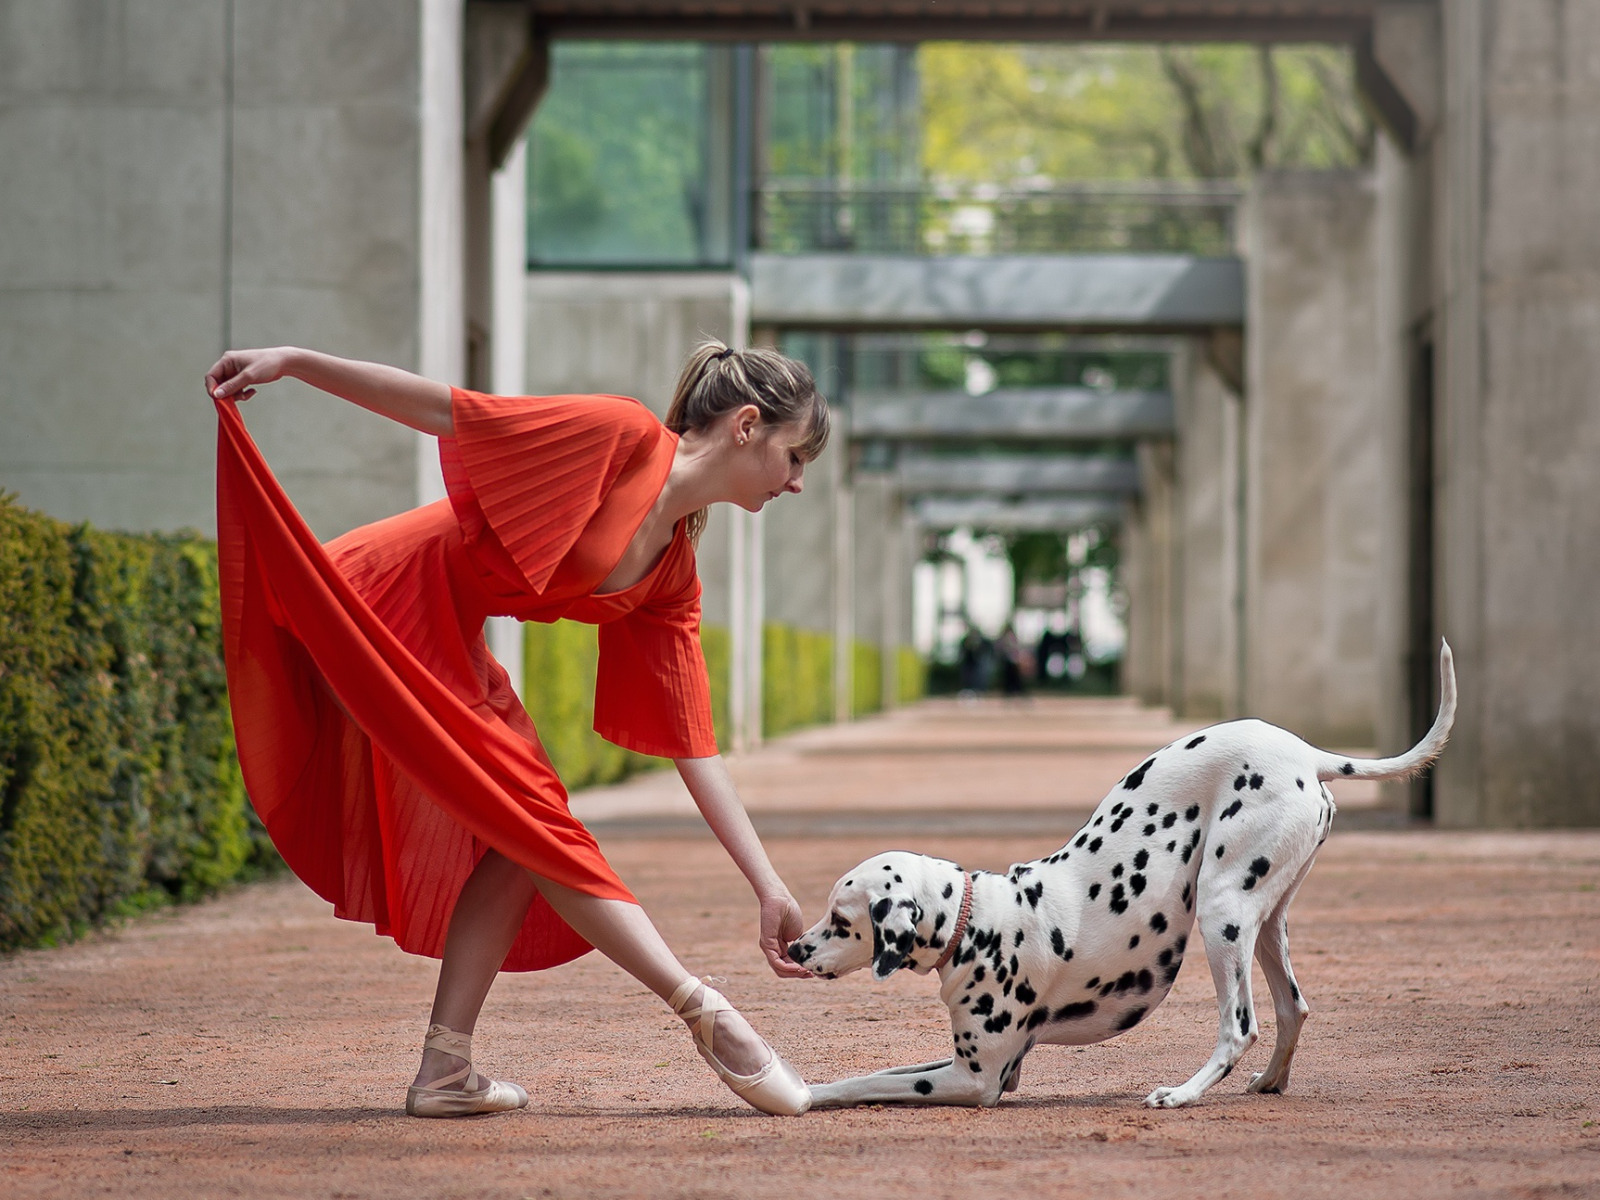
[527,42,733,267]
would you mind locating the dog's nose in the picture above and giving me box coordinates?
[788,941,810,963]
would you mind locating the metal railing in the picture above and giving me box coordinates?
[755,179,1242,257]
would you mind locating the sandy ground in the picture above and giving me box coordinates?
[3,697,1599,1199]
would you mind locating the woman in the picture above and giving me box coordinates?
[205,341,826,1118]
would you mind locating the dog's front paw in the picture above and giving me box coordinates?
[1144,1086,1195,1109]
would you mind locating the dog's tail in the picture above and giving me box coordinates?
[1315,640,1456,782]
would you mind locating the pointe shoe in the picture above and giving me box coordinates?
[405,1024,530,1118]
[668,978,811,1116]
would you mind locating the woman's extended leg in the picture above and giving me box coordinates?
[414,849,774,1091]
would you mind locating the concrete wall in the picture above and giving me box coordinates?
[1429,0,1600,826]
[0,0,445,541]
[1242,169,1396,748]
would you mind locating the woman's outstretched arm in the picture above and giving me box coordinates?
[205,347,454,437]
[675,755,811,980]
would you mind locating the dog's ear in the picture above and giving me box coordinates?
[869,896,922,980]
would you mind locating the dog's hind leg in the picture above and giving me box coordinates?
[1247,812,1328,1094]
[1144,902,1261,1109]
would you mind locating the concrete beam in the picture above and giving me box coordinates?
[850,388,1175,441]
[526,1,1377,44]
[751,254,1243,333]
[892,453,1140,496]
[465,1,550,168]
[911,496,1123,532]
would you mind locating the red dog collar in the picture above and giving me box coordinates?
[931,873,973,972]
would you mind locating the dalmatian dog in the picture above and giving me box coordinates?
[789,643,1455,1110]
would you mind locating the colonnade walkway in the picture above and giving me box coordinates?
[3,696,1599,1199]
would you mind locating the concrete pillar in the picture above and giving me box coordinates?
[1429,0,1600,826]
[1123,440,1176,708]
[1171,340,1244,721]
[1242,169,1395,747]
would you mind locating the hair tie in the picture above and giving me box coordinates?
[713,346,735,361]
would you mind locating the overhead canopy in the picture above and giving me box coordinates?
[893,452,1140,496]
[911,496,1124,531]
[750,253,1244,333]
[851,388,1175,441]
[521,1,1381,43]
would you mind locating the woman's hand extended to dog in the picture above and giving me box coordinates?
[760,891,811,980]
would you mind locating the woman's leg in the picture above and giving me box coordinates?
[414,850,770,1089]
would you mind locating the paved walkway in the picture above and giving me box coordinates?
[4,697,1599,1199]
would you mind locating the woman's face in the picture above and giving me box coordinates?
[732,417,809,512]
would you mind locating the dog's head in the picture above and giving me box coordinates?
[788,851,962,981]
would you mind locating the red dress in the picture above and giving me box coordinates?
[214,387,718,972]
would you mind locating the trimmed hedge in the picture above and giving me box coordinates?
[0,496,273,953]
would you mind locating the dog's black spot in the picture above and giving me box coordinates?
[972,993,995,1016]
[1181,882,1192,910]
[1116,1006,1148,1031]
[1238,1007,1251,1036]
[871,898,892,921]
[1111,862,1124,879]
[1109,884,1128,915]
[1150,912,1168,934]
[1055,1001,1098,1021]
[1186,735,1207,749]
[1084,976,1100,990]
[1013,929,1025,947]
[1222,799,1243,820]
[1128,934,1141,950]
[1296,779,1305,790]
[1089,837,1103,854]
[1341,762,1355,776]
[984,1010,1013,1034]
[1143,824,1157,836]
[1234,774,1249,791]
[1088,883,1101,900]
[1249,774,1264,790]
[1223,923,1240,942]
[1015,981,1037,1005]
[1292,983,1301,1002]
[1122,757,1157,791]
[1100,979,1117,997]
[1010,954,1019,977]
[970,1061,983,1073]
[883,864,892,870]
[1115,970,1138,994]
[1181,829,1202,865]
[1110,818,1126,833]
[1024,882,1044,909]
[1162,812,1178,829]
[1175,934,1188,954]
[972,965,986,982]
[1158,948,1173,966]
[1185,805,1200,822]
[1250,856,1271,878]
[1137,969,1154,992]
[1129,873,1146,896]
[1075,833,1088,848]
[942,882,954,899]
[1133,849,1150,870]
[1003,979,1013,998]
[1166,840,1177,853]
[1094,816,1103,826]
[1026,1006,1050,1031]
[934,911,947,932]
[1146,803,1159,816]
[1216,844,1226,859]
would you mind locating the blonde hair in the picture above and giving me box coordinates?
[665,340,831,544]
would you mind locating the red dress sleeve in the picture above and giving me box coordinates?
[594,554,720,759]
[439,388,668,594]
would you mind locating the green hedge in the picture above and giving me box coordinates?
[0,496,273,953]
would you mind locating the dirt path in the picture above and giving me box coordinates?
[3,698,1599,1199]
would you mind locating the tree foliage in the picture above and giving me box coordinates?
[920,42,1373,183]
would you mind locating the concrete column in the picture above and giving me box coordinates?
[1428,0,1600,826]
[1242,169,1392,747]
[1172,340,1244,721]
[1122,440,1176,707]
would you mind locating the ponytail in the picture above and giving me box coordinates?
[665,340,831,544]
